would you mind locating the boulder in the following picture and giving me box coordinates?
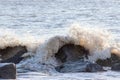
[55,44,104,73]
[55,44,89,63]
[0,46,27,64]
[56,61,104,73]
[55,44,120,72]
[0,63,16,79]
[96,54,120,67]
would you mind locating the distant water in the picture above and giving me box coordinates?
[0,0,120,80]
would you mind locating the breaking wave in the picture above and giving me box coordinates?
[0,23,120,73]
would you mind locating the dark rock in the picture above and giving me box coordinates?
[0,63,16,79]
[86,62,104,72]
[96,58,112,67]
[55,44,89,63]
[56,61,104,73]
[111,63,120,71]
[55,44,104,73]
[55,66,64,72]
[1,54,24,64]
[111,53,120,71]
[96,53,120,67]
[0,46,27,64]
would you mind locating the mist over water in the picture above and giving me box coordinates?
[0,0,120,80]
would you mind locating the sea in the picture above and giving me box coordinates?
[0,0,120,80]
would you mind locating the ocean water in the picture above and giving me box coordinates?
[0,0,120,80]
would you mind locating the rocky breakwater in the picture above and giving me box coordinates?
[0,46,27,79]
[0,63,16,79]
[55,44,120,72]
[55,44,104,73]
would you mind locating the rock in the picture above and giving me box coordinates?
[86,62,104,72]
[0,63,16,79]
[95,52,120,71]
[111,54,120,71]
[56,61,104,73]
[96,53,120,67]
[111,54,120,64]
[55,44,104,73]
[0,46,27,64]
[55,44,89,63]
[1,54,24,64]
[111,63,120,71]
[96,58,112,67]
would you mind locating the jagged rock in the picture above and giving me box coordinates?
[55,44,89,63]
[56,61,104,73]
[0,63,16,79]
[0,46,27,64]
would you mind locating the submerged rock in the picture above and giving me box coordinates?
[0,46,27,64]
[56,61,104,73]
[0,63,16,79]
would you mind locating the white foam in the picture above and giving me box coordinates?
[0,28,42,57]
[68,23,113,61]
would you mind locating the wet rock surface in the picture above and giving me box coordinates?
[96,54,120,71]
[0,63,16,79]
[55,44,89,63]
[0,46,27,64]
[55,44,120,72]
[0,46,27,79]
[96,58,112,67]
[56,61,104,73]
[55,44,104,73]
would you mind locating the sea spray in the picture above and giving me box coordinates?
[0,28,42,52]
[16,23,118,73]
[0,23,118,73]
[69,23,114,62]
